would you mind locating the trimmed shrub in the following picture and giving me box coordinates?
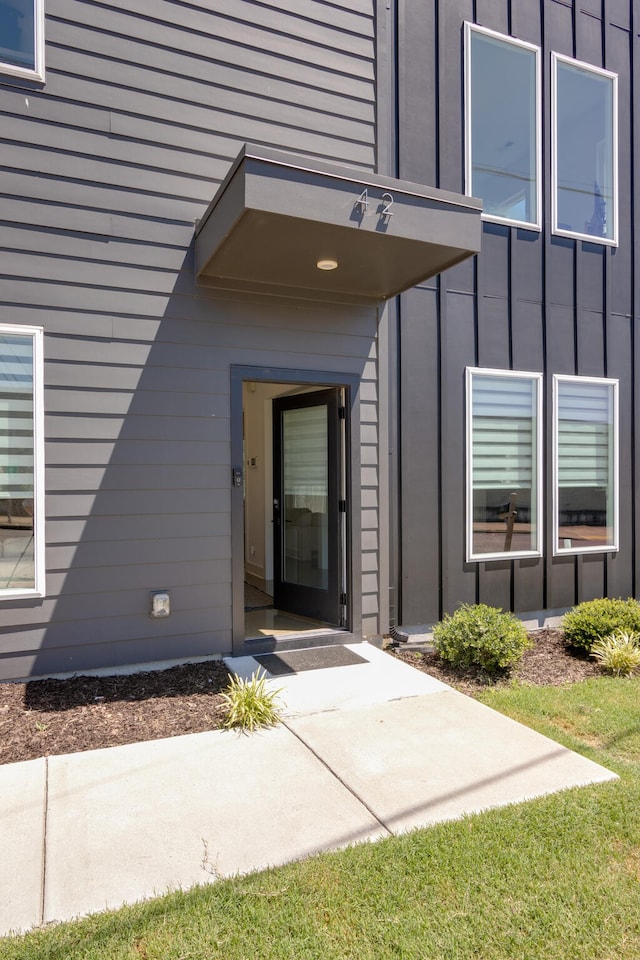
[562,597,640,654]
[591,630,640,677]
[433,603,532,675]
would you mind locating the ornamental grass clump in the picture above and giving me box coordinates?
[221,669,283,732]
[562,597,640,654]
[433,603,532,676]
[591,630,640,677]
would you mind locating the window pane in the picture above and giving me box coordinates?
[0,0,35,70]
[555,58,616,242]
[469,28,538,226]
[469,372,540,558]
[282,405,328,589]
[556,379,617,552]
[0,333,35,590]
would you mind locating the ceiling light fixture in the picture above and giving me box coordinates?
[316,258,338,271]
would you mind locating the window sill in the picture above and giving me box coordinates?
[467,551,543,563]
[481,212,542,232]
[0,588,45,601]
[0,61,45,84]
[553,545,619,557]
[552,226,618,247]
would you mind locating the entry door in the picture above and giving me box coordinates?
[272,388,343,625]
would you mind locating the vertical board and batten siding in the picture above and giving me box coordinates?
[398,0,637,625]
[0,0,379,678]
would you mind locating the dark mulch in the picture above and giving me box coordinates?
[0,628,599,767]
[0,660,230,766]
[392,627,600,696]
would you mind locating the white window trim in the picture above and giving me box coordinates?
[551,52,618,247]
[464,22,542,232]
[0,324,45,599]
[0,0,45,83]
[553,374,619,556]
[466,367,543,563]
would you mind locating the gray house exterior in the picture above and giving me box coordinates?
[0,0,636,681]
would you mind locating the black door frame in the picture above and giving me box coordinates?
[230,365,362,657]
[273,387,343,625]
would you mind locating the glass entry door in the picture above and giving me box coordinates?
[272,388,343,625]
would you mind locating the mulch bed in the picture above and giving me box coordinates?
[0,660,230,767]
[392,627,600,696]
[0,628,599,767]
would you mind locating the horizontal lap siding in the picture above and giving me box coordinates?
[398,0,636,625]
[0,0,377,678]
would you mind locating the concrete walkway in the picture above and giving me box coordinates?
[0,642,616,938]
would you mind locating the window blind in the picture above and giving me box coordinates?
[472,375,536,490]
[0,335,34,501]
[557,380,612,488]
[282,405,328,511]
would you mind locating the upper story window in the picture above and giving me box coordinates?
[0,325,45,597]
[465,23,541,230]
[552,54,618,245]
[466,368,543,562]
[554,376,618,555]
[0,0,45,82]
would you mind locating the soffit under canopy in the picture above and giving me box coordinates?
[195,145,482,304]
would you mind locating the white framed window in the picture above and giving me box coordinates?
[0,0,45,82]
[552,53,618,245]
[464,22,541,230]
[553,375,618,555]
[466,368,543,562]
[0,325,45,597]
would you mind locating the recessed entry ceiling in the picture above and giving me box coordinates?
[195,145,482,305]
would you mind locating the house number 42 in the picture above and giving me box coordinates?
[354,189,394,218]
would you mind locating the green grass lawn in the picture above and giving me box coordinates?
[4,677,640,960]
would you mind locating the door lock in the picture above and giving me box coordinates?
[232,467,243,487]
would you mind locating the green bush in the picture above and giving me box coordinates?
[562,597,640,654]
[432,603,531,675]
[591,630,640,677]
